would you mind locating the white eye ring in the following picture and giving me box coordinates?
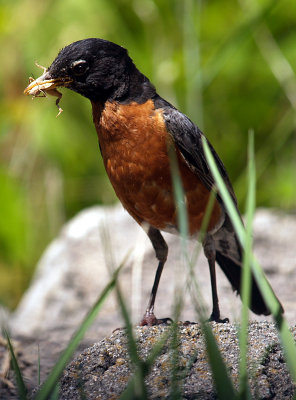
[71,60,89,76]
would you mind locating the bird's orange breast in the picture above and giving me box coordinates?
[91,99,223,235]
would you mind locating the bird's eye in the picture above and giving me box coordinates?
[71,60,89,76]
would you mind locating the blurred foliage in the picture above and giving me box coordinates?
[0,0,295,309]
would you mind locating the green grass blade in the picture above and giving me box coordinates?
[197,188,217,245]
[168,141,190,399]
[34,263,124,400]
[167,143,188,241]
[202,138,245,243]
[144,331,170,367]
[202,135,278,311]
[186,189,217,323]
[202,137,296,383]
[269,301,296,383]
[239,131,255,399]
[115,285,141,366]
[101,225,151,399]
[48,383,60,400]
[118,380,139,400]
[182,0,203,124]
[114,273,148,398]
[202,323,238,399]
[168,139,237,398]
[119,330,170,400]
[4,330,28,400]
[168,140,190,398]
[37,344,41,386]
[169,322,182,400]
[202,136,279,309]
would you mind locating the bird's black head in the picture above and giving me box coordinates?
[25,38,155,103]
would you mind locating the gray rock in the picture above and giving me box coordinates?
[2,206,296,399]
[59,322,295,399]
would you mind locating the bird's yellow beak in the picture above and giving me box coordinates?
[24,71,72,97]
[24,69,73,116]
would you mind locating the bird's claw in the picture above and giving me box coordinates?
[139,312,172,327]
[208,314,229,323]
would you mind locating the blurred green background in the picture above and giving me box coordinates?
[0,0,295,310]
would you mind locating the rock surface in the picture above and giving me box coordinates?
[1,205,296,399]
[60,322,295,399]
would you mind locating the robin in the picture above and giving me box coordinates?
[24,38,281,325]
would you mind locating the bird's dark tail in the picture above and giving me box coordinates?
[213,215,283,316]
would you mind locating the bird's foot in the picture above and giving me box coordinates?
[208,313,229,323]
[139,311,172,326]
[183,320,198,326]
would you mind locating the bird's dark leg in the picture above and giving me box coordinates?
[203,235,229,323]
[140,226,170,326]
